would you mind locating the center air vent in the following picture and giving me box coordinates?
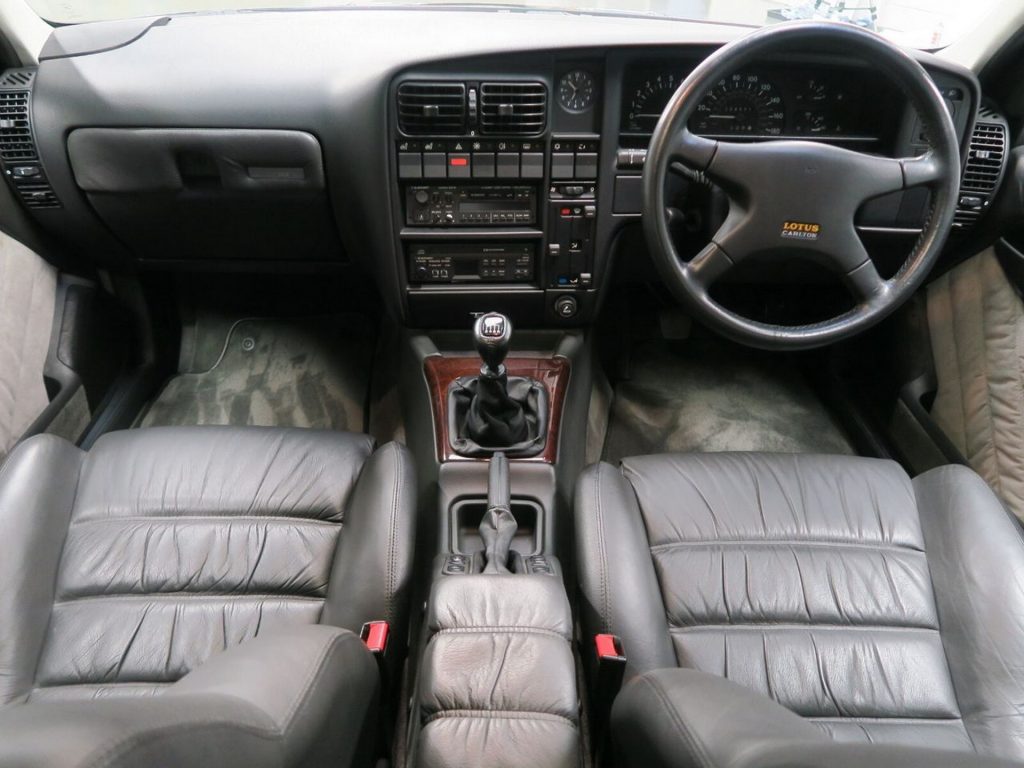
[953,116,1007,230]
[398,82,467,136]
[479,82,547,136]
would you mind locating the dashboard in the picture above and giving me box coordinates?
[4,9,995,330]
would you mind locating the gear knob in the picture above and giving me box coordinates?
[473,312,513,376]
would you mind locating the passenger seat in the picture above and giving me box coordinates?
[0,426,415,768]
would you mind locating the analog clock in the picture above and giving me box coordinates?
[558,70,596,113]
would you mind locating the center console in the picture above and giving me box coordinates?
[390,67,605,328]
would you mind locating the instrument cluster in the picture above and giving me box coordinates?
[621,62,889,143]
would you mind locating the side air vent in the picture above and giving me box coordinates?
[0,68,60,210]
[0,90,34,161]
[398,82,467,136]
[479,82,547,136]
[953,118,1007,230]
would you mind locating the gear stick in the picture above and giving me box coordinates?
[474,312,513,377]
[465,313,530,446]
[479,451,517,573]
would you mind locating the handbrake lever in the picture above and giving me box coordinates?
[479,451,517,574]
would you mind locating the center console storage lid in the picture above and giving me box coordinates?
[415,575,579,768]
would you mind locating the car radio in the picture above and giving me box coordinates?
[408,243,534,284]
[406,185,536,227]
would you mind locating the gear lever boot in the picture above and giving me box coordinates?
[479,451,517,573]
[466,313,529,446]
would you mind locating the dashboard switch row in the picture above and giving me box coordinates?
[550,151,599,180]
[398,151,543,180]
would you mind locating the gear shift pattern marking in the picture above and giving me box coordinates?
[474,312,513,377]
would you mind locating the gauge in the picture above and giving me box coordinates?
[625,71,684,134]
[691,73,785,137]
[558,70,596,113]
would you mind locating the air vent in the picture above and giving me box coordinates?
[0,91,34,161]
[0,67,61,211]
[953,120,1007,230]
[398,82,466,136]
[479,82,546,136]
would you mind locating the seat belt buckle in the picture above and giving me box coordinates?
[593,634,626,756]
[360,621,390,656]
[595,633,626,694]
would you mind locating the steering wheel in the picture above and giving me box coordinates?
[642,21,960,350]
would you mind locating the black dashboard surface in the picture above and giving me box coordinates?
[21,9,981,327]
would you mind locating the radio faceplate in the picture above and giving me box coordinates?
[406,185,536,226]
[409,243,534,284]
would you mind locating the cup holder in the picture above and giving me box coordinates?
[450,497,542,557]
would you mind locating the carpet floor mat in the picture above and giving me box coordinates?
[602,340,854,463]
[140,314,374,431]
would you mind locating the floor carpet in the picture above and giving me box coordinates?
[140,314,374,432]
[602,340,854,463]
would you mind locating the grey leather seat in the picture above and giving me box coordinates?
[575,453,1024,765]
[0,426,416,768]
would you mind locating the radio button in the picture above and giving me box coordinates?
[472,152,496,178]
[521,152,544,179]
[423,152,446,179]
[497,153,520,178]
[551,152,574,179]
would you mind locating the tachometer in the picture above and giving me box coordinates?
[625,72,684,134]
[691,73,784,137]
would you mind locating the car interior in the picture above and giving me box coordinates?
[4,1,1024,766]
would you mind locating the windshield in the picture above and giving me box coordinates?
[27,0,998,48]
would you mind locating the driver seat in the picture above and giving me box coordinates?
[575,452,1024,764]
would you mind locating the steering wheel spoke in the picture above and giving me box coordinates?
[901,151,945,188]
[668,128,719,172]
[685,242,735,290]
[844,257,889,302]
[853,150,946,202]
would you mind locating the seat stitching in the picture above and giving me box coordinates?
[53,593,325,605]
[669,624,941,633]
[638,675,714,768]
[386,442,401,624]
[433,626,568,640]
[649,539,925,554]
[594,463,611,634]
[423,709,577,727]
[69,515,343,526]
[808,716,965,724]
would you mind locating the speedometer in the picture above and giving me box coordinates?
[691,73,784,137]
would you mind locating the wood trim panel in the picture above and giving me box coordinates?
[423,355,570,463]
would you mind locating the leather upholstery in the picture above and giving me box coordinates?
[575,453,1024,762]
[415,575,579,768]
[612,668,1023,768]
[0,426,416,766]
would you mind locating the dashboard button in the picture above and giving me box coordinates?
[472,152,496,178]
[423,152,446,179]
[398,152,422,179]
[448,153,471,178]
[520,152,544,179]
[497,152,520,178]
[551,152,574,179]
[575,152,598,179]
